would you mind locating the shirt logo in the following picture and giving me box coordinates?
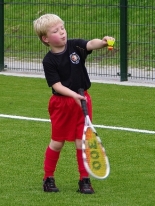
[70,52,80,64]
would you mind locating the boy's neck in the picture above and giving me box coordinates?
[50,45,66,54]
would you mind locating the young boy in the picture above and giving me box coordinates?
[33,14,114,194]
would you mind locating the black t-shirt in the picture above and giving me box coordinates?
[42,39,92,94]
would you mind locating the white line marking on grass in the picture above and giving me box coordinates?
[94,124,155,134]
[0,114,50,122]
[1,114,155,134]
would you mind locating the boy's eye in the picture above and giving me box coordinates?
[52,26,65,33]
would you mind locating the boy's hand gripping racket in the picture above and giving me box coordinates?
[78,88,110,179]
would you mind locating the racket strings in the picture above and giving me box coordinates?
[84,128,107,177]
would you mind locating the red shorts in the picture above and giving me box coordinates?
[48,91,92,142]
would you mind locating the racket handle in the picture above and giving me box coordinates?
[78,88,88,116]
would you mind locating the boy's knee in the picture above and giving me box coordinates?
[75,139,82,149]
[49,140,64,151]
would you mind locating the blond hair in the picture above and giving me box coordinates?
[33,14,64,47]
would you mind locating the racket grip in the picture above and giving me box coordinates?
[78,88,88,116]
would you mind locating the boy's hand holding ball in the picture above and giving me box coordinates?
[107,39,115,50]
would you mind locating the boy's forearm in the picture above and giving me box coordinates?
[52,82,77,97]
[87,39,107,51]
[52,82,86,106]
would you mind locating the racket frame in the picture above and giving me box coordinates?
[79,88,110,179]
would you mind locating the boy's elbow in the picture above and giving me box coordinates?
[86,41,93,51]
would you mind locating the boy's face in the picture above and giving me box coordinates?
[42,22,67,49]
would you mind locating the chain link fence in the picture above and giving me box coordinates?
[1,0,155,82]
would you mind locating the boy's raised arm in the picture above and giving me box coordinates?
[86,36,115,51]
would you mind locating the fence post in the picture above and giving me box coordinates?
[0,0,4,71]
[120,0,128,81]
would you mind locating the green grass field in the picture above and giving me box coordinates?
[0,75,155,206]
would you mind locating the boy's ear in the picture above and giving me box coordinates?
[42,36,48,43]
